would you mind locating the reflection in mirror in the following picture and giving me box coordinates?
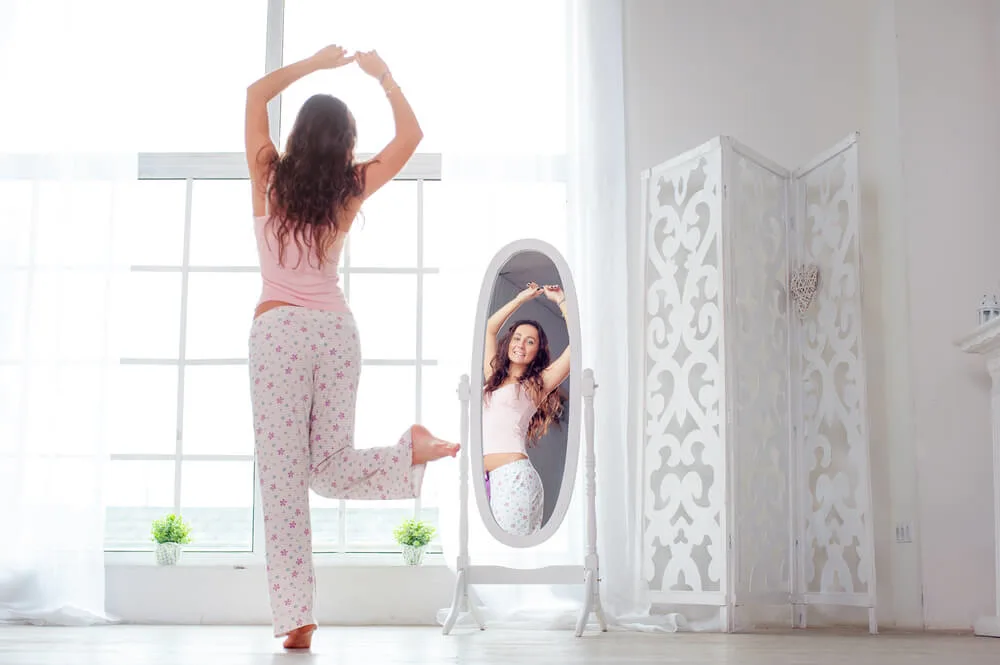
[481,250,570,537]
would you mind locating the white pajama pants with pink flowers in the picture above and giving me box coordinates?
[488,459,544,536]
[248,306,425,637]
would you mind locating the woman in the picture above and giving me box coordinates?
[244,44,459,649]
[482,281,569,536]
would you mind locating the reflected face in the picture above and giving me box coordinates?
[507,324,540,366]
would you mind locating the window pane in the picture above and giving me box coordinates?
[25,272,115,362]
[0,181,33,267]
[115,272,181,359]
[422,271,478,367]
[186,273,260,359]
[104,460,175,550]
[109,365,177,455]
[418,365,463,548]
[119,180,186,266]
[420,366,464,447]
[348,274,416,360]
[189,180,258,266]
[180,460,254,551]
[183,365,254,456]
[348,181,417,268]
[131,1,268,151]
[30,181,112,267]
[0,272,28,362]
[309,494,342,552]
[345,500,413,548]
[23,367,103,455]
[0,367,19,455]
[355,366,415,450]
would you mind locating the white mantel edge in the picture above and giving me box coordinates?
[955,317,1000,356]
[956,316,1000,638]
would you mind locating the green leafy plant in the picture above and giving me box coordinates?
[151,513,192,545]
[392,518,435,548]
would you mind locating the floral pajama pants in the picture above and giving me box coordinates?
[248,306,425,637]
[487,458,544,536]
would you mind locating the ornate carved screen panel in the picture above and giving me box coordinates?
[641,143,726,599]
[791,141,875,603]
[725,145,793,603]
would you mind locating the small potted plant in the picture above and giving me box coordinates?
[151,513,192,566]
[392,518,435,566]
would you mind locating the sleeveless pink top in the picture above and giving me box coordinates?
[482,383,538,455]
[254,215,350,312]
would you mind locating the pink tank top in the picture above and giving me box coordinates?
[482,383,538,455]
[254,215,350,312]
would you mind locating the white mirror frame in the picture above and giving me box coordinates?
[469,238,583,548]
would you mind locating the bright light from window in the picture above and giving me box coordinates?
[281,1,568,156]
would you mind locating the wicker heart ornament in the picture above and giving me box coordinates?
[790,264,819,318]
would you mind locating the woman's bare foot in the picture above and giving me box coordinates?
[411,424,460,465]
[282,624,316,649]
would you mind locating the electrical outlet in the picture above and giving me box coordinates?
[895,521,913,543]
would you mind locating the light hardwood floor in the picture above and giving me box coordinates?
[0,625,996,664]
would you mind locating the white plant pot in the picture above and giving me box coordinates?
[400,544,426,566]
[155,542,183,566]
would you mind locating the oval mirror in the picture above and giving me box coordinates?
[470,238,581,547]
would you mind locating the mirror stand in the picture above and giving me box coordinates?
[441,370,607,637]
[577,368,608,636]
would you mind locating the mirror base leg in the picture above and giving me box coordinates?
[575,568,608,636]
[442,570,465,635]
[442,568,486,634]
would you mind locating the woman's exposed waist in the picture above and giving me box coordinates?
[258,280,350,313]
[251,300,356,328]
[483,452,528,472]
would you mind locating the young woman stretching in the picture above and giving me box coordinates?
[482,282,569,536]
[245,44,459,649]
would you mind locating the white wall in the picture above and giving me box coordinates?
[623,0,1000,631]
[106,561,454,626]
[893,0,1000,630]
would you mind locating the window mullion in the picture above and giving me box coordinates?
[413,178,424,521]
[174,178,194,515]
[251,0,285,564]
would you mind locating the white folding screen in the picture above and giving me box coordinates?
[638,133,876,633]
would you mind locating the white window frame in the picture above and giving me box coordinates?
[102,151,443,566]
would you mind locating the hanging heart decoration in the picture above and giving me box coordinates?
[790,264,820,318]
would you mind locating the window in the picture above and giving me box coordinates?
[102,1,570,559]
[104,160,446,555]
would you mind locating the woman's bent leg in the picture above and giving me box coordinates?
[304,313,432,500]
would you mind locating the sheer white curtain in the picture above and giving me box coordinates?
[0,0,135,626]
[433,0,682,631]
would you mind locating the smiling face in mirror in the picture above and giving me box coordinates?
[480,253,571,538]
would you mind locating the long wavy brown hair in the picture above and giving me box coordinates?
[261,94,373,268]
[484,320,566,445]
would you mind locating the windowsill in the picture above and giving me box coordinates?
[104,550,448,568]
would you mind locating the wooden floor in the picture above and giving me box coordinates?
[0,625,996,664]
